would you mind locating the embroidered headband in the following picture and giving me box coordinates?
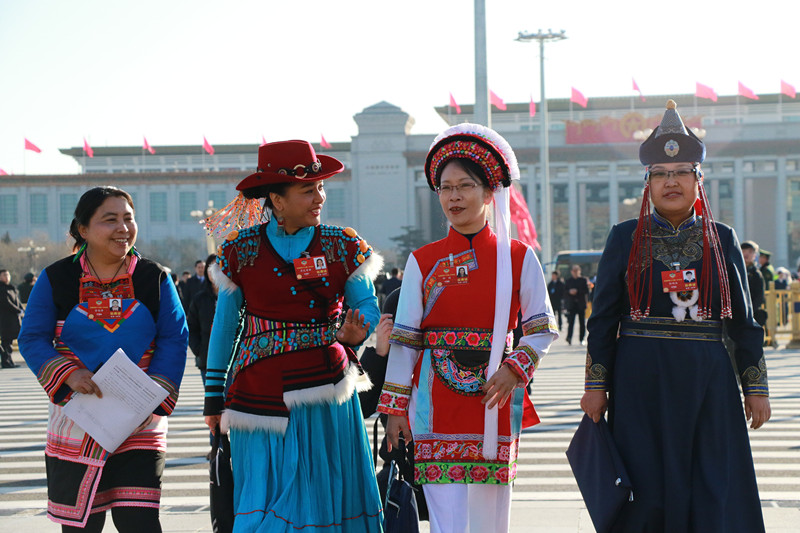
[425,123,520,191]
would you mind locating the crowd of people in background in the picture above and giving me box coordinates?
[2,113,800,533]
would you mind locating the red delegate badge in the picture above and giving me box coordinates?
[661,269,697,293]
[87,298,124,320]
[435,263,469,287]
[294,256,328,280]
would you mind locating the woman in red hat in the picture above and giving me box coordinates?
[377,124,558,532]
[581,101,770,532]
[203,140,384,532]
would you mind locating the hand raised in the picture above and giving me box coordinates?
[336,308,371,346]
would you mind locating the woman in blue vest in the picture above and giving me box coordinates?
[19,186,188,531]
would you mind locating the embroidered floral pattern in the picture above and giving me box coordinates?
[424,327,494,350]
[389,323,423,349]
[741,356,769,396]
[503,345,539,384]
[522,313,559,336]
[414,461,519,485]
[431,349,488,396]
[376,382,412,416]
[413,436,519,485]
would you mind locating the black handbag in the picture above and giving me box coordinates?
[373,419,428,521]
[383,457,420,533]
[566,414,633,533]
[209,425,234,533]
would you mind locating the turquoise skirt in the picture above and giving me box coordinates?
[229,393,384,532]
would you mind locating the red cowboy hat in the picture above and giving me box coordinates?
[236,140,344,191]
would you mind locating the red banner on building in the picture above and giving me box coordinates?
[565,112,703,145]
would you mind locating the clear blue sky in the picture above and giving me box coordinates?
[1,0,796,175]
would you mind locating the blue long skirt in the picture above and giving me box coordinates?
[609,335,764,532]
[229,393,384,532]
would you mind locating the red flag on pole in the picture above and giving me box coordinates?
[781,80,796,99]
[695,82,718,102]
[320,134,332,149]
[83,138,94,158]
[509,185,540,250]
[737,81,759,100]
[0,168,8,176]
[24,138,41,153]
[632,78,646,102]
[529,96,536,117]
[490,90,507,111]
[143,137,156,155]
[203,136,214,155]
[449,93,461,114]
[570,87,588,108]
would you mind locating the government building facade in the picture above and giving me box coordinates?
[2,93,800,272]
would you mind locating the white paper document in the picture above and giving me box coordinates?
[63,348,168,453]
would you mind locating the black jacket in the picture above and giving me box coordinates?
[0,282,23,338]
[564,276,590,311]
[187,284,217,370]
[548,279,566,309]
[182,275,205,311]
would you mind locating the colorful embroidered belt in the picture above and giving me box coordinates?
[620,316,722,341]
[239,313,339,360]
[422,327,513,351]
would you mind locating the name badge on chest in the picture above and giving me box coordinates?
[87,298,124,320]
[436,263,469,287]
[294,255,328,280]
[660,269,697,293]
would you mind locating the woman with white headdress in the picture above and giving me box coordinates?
[378,124,558,532]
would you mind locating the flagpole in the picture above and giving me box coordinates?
[736,95,740,124]
[474,0,489,127]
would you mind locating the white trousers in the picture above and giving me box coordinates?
[422,483,512,533]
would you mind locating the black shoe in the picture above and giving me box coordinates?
[566,338,572,345]
[1,362,19,368]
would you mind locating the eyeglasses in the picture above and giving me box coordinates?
[648,168,697,181]
[436,182,480,196]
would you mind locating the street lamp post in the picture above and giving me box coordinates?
[17,240,46,273]
[190,200,217,255]
[516,29,567,272]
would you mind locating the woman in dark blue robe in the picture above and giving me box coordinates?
[581,101,770,533]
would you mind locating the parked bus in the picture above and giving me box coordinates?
[552,250,603,281]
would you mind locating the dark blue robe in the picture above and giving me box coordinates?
[586,211,767,533]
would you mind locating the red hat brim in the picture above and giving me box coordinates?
[236,153,344,191]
